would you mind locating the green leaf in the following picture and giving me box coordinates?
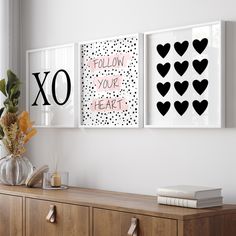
[11,90,20,100]
[8,106,18,113]
[9,82,20,100]
[0,108,4,118]
[12,98,19,107]
[0,126,4,140]
[3,98,17,113]
[6,70,20,95]
[3,98,10,106]
[0,79,7,96]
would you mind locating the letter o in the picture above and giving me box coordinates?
[52,69,71,105]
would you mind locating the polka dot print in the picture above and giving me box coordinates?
[80,35,139,127]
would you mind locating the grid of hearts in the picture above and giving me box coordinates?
[156,38,209,116]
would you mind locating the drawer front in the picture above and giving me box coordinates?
[26,198,89,236]
[93,208,177,236]
[0,194,23,236]
[181,214,236,236]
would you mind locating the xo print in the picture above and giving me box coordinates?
[32,69,71,106]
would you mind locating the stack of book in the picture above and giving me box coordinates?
[157,185,223,208]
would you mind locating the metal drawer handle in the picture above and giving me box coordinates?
[128,217,138,236]
[46,205,56,223]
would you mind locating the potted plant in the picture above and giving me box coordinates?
[0,70,36,185]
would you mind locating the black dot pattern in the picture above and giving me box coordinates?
[80,36,139,127]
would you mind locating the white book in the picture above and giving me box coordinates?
[157,185,222,200]
[157,196,223,208]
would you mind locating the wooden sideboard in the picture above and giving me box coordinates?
[0,185,236,236]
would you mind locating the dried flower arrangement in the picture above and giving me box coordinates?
[0,70,36,157]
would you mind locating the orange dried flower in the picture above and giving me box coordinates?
[18,111,37,144]
[19,111,33,134]
[24,128,37,144]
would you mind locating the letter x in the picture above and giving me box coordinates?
[31,72,51,106]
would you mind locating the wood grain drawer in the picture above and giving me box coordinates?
[180,214,236,236]
[0,186,236,236]
[93,208,177,236]
[26,198,89,236]
[0,194,23,236]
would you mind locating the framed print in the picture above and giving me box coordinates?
[144,21,225,128]
[79,34,143,128]
[26,44,77,128]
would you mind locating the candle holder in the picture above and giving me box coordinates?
[42,171,69,190]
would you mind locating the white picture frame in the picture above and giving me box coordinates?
[78,34,143,128]
[26,44,78,128]
[144,21,225,128]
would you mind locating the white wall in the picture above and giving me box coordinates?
[0,0,20,83]
[0,0,20,156]
[0,1,9,77]
[20,0,236,203]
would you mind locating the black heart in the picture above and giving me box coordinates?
[193,38,208,54]
[157,82,171,97]
[174,81,189,96]
[157,63,171,78]
[156,43,171,58]
[174,101,189,116]
[174,61,189,76]
[192,100,208,115]
[157,102,171,116]
[174,41,189,56]
[192,59,208,75]
[192,79,208,95]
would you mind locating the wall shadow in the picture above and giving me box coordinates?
[225,21,236,128]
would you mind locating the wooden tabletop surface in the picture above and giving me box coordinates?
[0,185,235,220]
